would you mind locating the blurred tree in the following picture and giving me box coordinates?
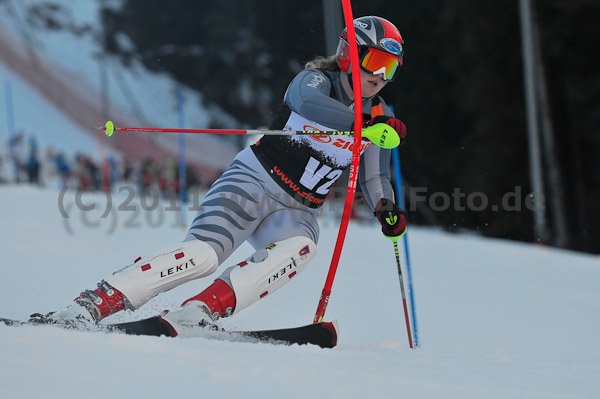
[536,0,600,252]
[99,0,326,128]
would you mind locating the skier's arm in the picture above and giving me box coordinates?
[284,70,354,131]
[359,145,395,211]
[360,100,407,237]
[359,96,398,211]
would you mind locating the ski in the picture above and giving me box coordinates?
[0,316,338,349]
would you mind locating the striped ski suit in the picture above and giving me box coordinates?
[185,68,396,264]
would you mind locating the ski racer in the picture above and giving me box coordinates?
[40,16,409,335]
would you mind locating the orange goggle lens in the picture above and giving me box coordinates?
[360,48,401,81]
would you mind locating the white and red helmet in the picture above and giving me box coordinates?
[336,16,404,81]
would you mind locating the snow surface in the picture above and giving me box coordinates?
[0,185,598,398]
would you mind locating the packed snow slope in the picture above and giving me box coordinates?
[0,185,598,398]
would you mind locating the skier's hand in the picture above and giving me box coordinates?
[366,116,406,145]
[374,198,407,238]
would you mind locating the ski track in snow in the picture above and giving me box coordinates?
[0,186,598,398]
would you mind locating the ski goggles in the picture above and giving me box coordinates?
[359,47,402,81]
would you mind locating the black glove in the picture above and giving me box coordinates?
[374,198,407,238]
[366,116,406,145]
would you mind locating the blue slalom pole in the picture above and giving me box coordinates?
[392,146,420,348]
[177,85,187,226]
[4,81,15,138]
[5,81,19,183]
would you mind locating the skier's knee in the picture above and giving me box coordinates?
[223,236,317,314]
[107,240,219,309]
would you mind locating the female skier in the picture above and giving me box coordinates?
[44,16,408,335]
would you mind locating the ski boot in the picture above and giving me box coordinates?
[31,280,127,328]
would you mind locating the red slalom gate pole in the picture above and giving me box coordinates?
[314,0,363,323]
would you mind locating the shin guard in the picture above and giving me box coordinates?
[189,236,316,316]
[106,240,219,309]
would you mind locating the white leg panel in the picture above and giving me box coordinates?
[224,236,317,313]
[106,240,219,309]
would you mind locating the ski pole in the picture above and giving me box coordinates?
[390,236,414,349]
[391,147,420,347]
[95,121,400,149]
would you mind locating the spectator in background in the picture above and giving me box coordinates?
[55,152,71,189]
[75,154,91,190]
[26,144,40,185]
[185,164,202,190]
[78,155,101,191]
[0,153,6,183]
[139,157,154,194]
[9,132,24,184]
[41,147,57,188]
[108,155,119,188]
[87,157,101,191]
[24,136,40,185]
[122,158,134,182]
[160,158,178,198]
